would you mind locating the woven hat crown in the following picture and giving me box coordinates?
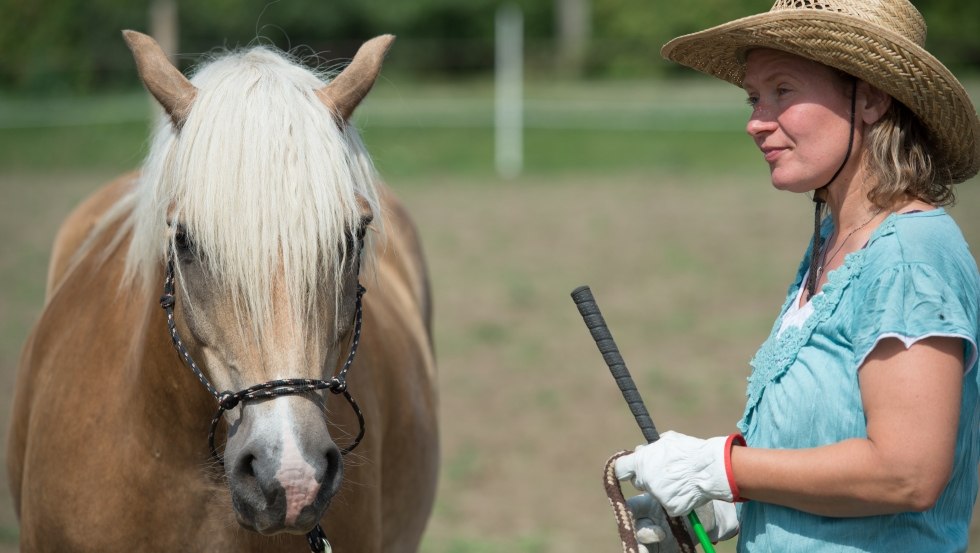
[768,0,925,45]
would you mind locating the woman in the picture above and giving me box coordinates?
[614,0,980,551]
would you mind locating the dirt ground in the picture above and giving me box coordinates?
[1,170,978,552]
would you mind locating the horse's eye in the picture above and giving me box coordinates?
[355,214,372,242]
[174,226,192,253]
[344,232,363,257]
[339,225,367,264]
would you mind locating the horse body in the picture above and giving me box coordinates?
[7,33,437,553]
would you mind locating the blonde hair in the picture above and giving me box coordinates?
[864,100,954,209]
[122,46,382,336]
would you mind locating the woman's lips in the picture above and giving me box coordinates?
[762,147,785,162]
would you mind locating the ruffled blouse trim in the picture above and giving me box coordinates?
[738,212,910,433]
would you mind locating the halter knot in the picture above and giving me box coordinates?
[330,379,347,394]
[218,391,240,411]
[159,293,175,309]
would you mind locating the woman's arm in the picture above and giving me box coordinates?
[731,336,963,517]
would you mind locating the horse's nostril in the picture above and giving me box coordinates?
[326,444,340,466]
[236,453,257,479]
[323,443,344,494]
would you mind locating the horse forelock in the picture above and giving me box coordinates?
[123,45,382,337]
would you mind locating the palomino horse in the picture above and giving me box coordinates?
[7,31,438,552]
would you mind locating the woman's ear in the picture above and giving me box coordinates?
[858,81,892,126]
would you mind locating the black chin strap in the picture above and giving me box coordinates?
[805,78,859,298]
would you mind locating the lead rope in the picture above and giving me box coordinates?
[604,452,698,553]
[159,257,367,553]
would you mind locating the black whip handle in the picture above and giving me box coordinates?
[571,285,660,444]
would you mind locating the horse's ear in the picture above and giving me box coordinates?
[122,30,197,129]
[317,35,395,123]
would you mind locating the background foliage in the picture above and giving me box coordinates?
[1,0,977,94]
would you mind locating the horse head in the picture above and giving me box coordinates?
[122,31,390,536]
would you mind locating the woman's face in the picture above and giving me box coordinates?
[743,49,856,194]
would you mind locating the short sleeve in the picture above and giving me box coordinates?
[852,263,978,373]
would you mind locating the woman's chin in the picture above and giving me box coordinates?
[769,173,821,194]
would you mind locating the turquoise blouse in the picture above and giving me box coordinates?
[736,209,980,553]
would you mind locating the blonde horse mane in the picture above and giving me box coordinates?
[120,45,382,335]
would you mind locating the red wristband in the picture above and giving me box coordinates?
[725,432,747,502]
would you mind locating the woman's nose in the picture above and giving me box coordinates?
[746,107,776,138]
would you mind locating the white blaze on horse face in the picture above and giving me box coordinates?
[275,402,322,527]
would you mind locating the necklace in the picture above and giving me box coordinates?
[815,210,879,282]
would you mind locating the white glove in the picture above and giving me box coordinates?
[614,431,743,517]
[625,494,739,552]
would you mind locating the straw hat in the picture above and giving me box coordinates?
[661,0,980,184]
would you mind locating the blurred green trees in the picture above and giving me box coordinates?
[0,0,976,94]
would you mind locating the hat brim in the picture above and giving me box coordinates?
[662,10,980,184]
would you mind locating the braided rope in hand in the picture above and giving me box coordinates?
[604,451,698,553]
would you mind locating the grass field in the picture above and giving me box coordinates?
[1,78,979,552]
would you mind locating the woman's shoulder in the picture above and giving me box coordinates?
[857,208,979,298]
[867,208,973,267]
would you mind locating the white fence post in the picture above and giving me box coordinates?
[148,0,179,121]
[495,4,524,179]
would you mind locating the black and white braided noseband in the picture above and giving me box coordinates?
[158,251,367,553]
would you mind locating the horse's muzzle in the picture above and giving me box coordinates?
[225,402,344,534]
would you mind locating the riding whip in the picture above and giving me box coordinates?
[571,285,715,553]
